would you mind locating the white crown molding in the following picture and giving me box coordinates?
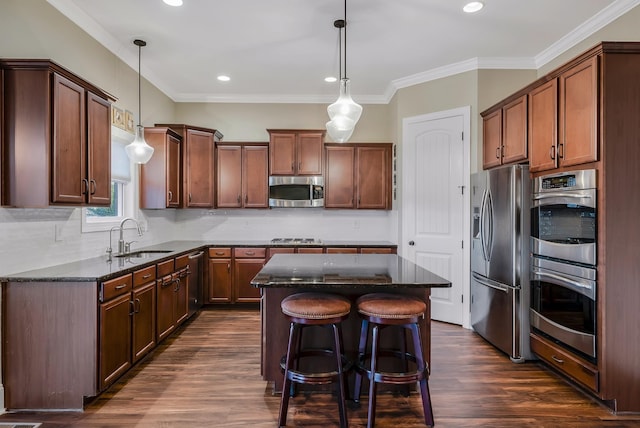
[535,0,640,68]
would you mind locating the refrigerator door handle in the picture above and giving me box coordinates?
[480,189,492,262]
[485,190,494,261]
[472,272,509,293]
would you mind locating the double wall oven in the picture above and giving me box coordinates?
[530,169,597,362]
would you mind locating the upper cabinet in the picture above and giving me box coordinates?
[155,124,222,208]
[325,143,392,210]
[529,56,599,172]
[268,129,324,176]
[1,59,113,207]
[481,94,528,169]
[216,143,268,208]
[140,127,182,209]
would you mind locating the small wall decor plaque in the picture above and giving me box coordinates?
[111,106,125,129]
[124,110,135,133]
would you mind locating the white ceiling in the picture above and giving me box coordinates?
[48,0,638,104]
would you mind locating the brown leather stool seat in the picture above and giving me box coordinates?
[353,293,434,428]
[279,292,352,428]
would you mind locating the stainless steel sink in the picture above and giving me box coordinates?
[115,250,173,258]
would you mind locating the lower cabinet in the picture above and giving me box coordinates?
[208,247,233,303]
[234,247,265,303]
[156,258,189,342]
[132,265,157,363]
[99,273,133,391]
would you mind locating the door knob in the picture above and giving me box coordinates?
[409,241,415,246]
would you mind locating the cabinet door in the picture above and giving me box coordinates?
[132,282,156,363]
[86,92,111,206]
[528,79,559,172]
[559,56,599,167]
[324,146,355,208]
[482,109,502,169]
[217,146,243,208]
[501,95,528,165]
[156,276,176,342]
[184,129,214,207]
[297,132,324,175]
[99,293,132,391]
[208,258,232,303]
[175,271,189,325]
[52,73,86,204]
[269,133,296,175]
[243,146,269,208]
[167,133,181,207]
[234,258,264,303]
[356,146,390,209]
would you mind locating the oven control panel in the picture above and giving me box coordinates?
[541,174,576,189]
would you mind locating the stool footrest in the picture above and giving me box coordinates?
[280,349,352,385]
[356,350,428,385]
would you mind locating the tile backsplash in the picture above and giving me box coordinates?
[0,207,396,276]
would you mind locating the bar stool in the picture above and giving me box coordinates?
[353,293,434,428]
[279,292,352,428]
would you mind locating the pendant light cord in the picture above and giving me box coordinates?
[343,0,348,80]
[138,42,142,127]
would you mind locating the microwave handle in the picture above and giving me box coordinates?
[533,192,593,200]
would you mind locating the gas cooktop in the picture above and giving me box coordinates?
[270,238,322,245]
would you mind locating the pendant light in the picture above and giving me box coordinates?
[125,39,154,164]
[326,0,362,143]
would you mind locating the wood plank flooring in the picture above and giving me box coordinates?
[1,307,639,427]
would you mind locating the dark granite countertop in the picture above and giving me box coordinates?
[1,240,397,282]
[251,254,451,289]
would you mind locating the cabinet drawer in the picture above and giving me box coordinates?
[530,333,598,392]
[101,273,132,302]
[157,259,175,277]
[234,247,266,258]
[297,247,324,254]
[326,247,358,254]
[175,254,189,269]
[209,247,232,258]
[360,247,396,254]
[133,265,156,287]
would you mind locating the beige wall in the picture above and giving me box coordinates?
[175,102,392,143]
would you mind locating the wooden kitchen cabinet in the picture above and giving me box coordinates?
[216,143,268,208]
[325,143,392,210]
[233,247,265,303]
[528,57,598,173]
[1,60,113,207]
[155,124,223,208]
[140,127,182,208]
[156,258,189,342]
[268,129,325,176]
[132,265,157,363]
[482,95,527,169]
[208,247,233,303]
[99,273,133,391]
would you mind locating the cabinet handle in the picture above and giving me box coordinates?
[215,251,225,256]
[291,161,295,170]
[237,195,241,203]
[298,161,301,170]
[129,300,135,316]
[90,179,97,195]
[245,195,248,204]
[189,193,192,202]
[115,284,128,290]
[82,178,89,195]
[168,191,173,202]
[245,251,255,256]
[495,147,501,159]
[142,273,152,279]
[227,262,231,273]
[135,298,141,313]
[549,146,556,160]
[551,355,565,364]
[557,143,564,159]
[174,278,181,292]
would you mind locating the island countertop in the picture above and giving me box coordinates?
[251,253,451,289]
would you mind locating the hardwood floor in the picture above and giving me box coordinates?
[1,307,639,427]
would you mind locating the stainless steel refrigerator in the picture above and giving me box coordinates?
[470,164,534,362]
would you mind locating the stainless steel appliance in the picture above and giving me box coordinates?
[470,164,534,362]
[268,176,324,208]
[529,169,597,362]
[187,250,204,318]
[530,169,596,266]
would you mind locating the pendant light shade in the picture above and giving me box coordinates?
[326,1,361,143]
[125,39,154,164]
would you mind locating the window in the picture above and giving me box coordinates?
[81,128,135,233]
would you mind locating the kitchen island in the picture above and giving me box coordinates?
[251,253,451,392]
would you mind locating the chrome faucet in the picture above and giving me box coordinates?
[118,217,143,254]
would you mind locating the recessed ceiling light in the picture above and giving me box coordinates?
[163,0,183,6]
[325,76,337,83]
[217,75,230,82]
[463,1,484,13]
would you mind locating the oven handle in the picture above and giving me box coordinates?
[531,267,596,300]
[532,192,592,200]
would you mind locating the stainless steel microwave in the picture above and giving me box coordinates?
[269,176,324,208]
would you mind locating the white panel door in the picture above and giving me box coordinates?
[402,107,469,326]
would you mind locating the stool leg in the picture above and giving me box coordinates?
[332,323,349,428]
[353,319,369,403]
[367,323,380,428]
[279,322,299,427]
[400,325,410,397]
[410,323,434,427]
